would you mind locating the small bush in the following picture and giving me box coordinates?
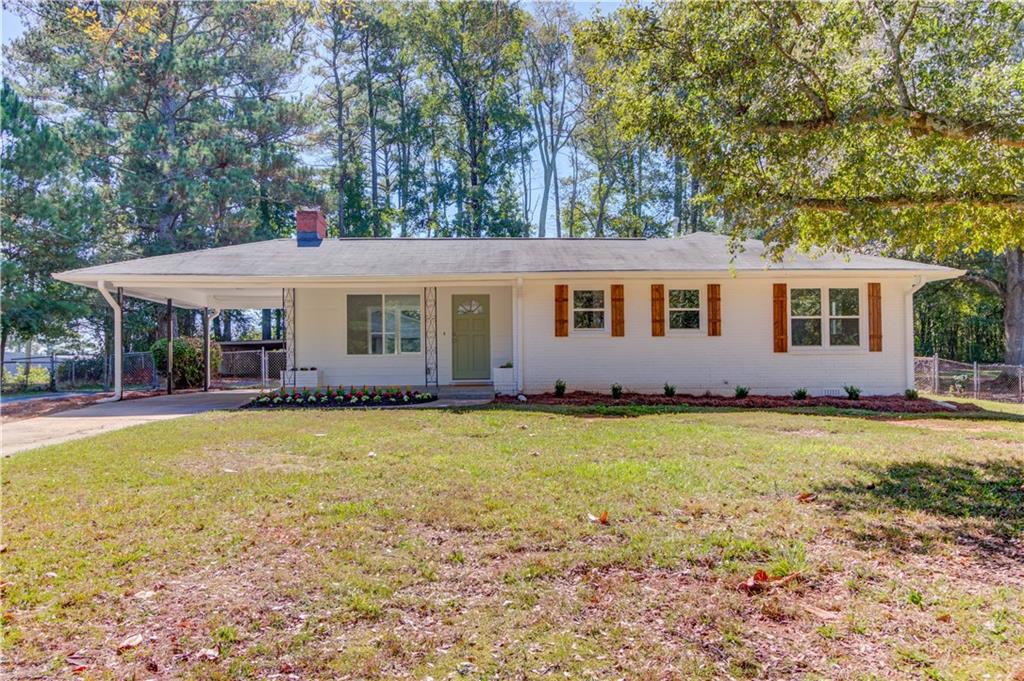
[499,361,513,368]
[843,384,862,400]
[553,378,566,397]
[904,388,919,400]
[610,383,623,399]
[663,382,676,397]
[791,387,809,400]
[150,337,222,389]
[734,385,750,399]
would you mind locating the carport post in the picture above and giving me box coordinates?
[202,307,210,392]
[166,298,173,395]
[97,282,123,401]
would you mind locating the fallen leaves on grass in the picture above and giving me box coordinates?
[800,603,839,620]
[738,570,801,594]
[796,492,818,503]
[936,613,952,623]
[587,510,610,525]
[195,647,219,661]
[117,633,143,651]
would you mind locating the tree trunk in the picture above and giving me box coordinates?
[673,154,683,235]
[688,175,700,233]
[537,164,553,238]
[553,162,561,238]
[1005,246,1024,365]
[262,309,272,340]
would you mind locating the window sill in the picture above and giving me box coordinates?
[788,346,867,355]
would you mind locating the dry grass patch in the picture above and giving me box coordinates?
[3,408,1022,679]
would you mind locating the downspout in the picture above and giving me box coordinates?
[97,281,122,401]
[904,276,924,391]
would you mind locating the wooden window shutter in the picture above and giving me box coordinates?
[611,284,625,337]
[650,284,665,336]
[868,282,882,351]
[707,284,722,336]
[772,283,788,352]
[554,284,569,337]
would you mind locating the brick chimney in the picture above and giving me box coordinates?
[296,207,327,247]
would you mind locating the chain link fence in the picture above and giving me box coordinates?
[2,352,159,394]
[914,355,1024,402]
[215,348,285,388]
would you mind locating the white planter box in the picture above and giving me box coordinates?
[282,368,321,389]
[492,366,516,394]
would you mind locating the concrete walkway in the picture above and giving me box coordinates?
[2,390,255,455]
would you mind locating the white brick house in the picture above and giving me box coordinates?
[55,209,962,398]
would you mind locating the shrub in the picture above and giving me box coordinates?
[843,384,862,400]
[791,388,809,400]
[499,361,513,369]
[904,388,919,400]
[734,385,750,399]
[554,378,566,397]
[150,337,222,389]
[610,383,623,398]
[2,365,51,389]
[663,382,676,397]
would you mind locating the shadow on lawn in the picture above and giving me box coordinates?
[821,459,1024,554]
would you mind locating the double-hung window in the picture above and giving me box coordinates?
[827,288,860,346]
[668,289,700,330]
[573,289,605,330]
[790,287,860,347]
[347,294,421,355]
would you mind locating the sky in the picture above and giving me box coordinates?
[1,1,624,231]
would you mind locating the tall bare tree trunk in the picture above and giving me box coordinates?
[1005,246,1024,365]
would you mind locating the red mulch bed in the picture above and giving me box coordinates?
[1,390,180,423]
[494,391,981,413]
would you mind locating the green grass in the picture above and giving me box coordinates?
[4,407,1023,679]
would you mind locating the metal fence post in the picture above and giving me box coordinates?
[261,347,267,389]
[49,353,56,391]
[973,361,979,399]
[932,353,939,393]
[1019,365,1023,404]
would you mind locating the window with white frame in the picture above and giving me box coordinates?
[668,288,700,330]
[790,288,822,346]
[573,289,605,329]
[346,294,421,354]
[790,287,860,347]
[828,288,860,346]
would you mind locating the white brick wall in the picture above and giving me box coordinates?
[519,276,915,396]
[292,274,916,395]
[294,285,511,387]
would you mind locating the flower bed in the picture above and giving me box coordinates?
[244,387,436,409]
[493,391,981,413]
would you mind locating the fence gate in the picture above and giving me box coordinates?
[915,355,1023,403]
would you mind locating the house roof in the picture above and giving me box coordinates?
[57,231,959,278]
[54,232,962,309]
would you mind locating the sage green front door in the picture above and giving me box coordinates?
[452,294,490,380]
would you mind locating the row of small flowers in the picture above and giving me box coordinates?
[247,386,435,408]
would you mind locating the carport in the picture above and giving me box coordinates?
[65,280,289,400]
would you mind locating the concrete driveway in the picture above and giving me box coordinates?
[2,390,255,455]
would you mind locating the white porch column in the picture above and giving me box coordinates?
[97,281,122,401]
[514,277,524,393]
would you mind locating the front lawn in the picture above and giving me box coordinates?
[3,407,1022,679]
